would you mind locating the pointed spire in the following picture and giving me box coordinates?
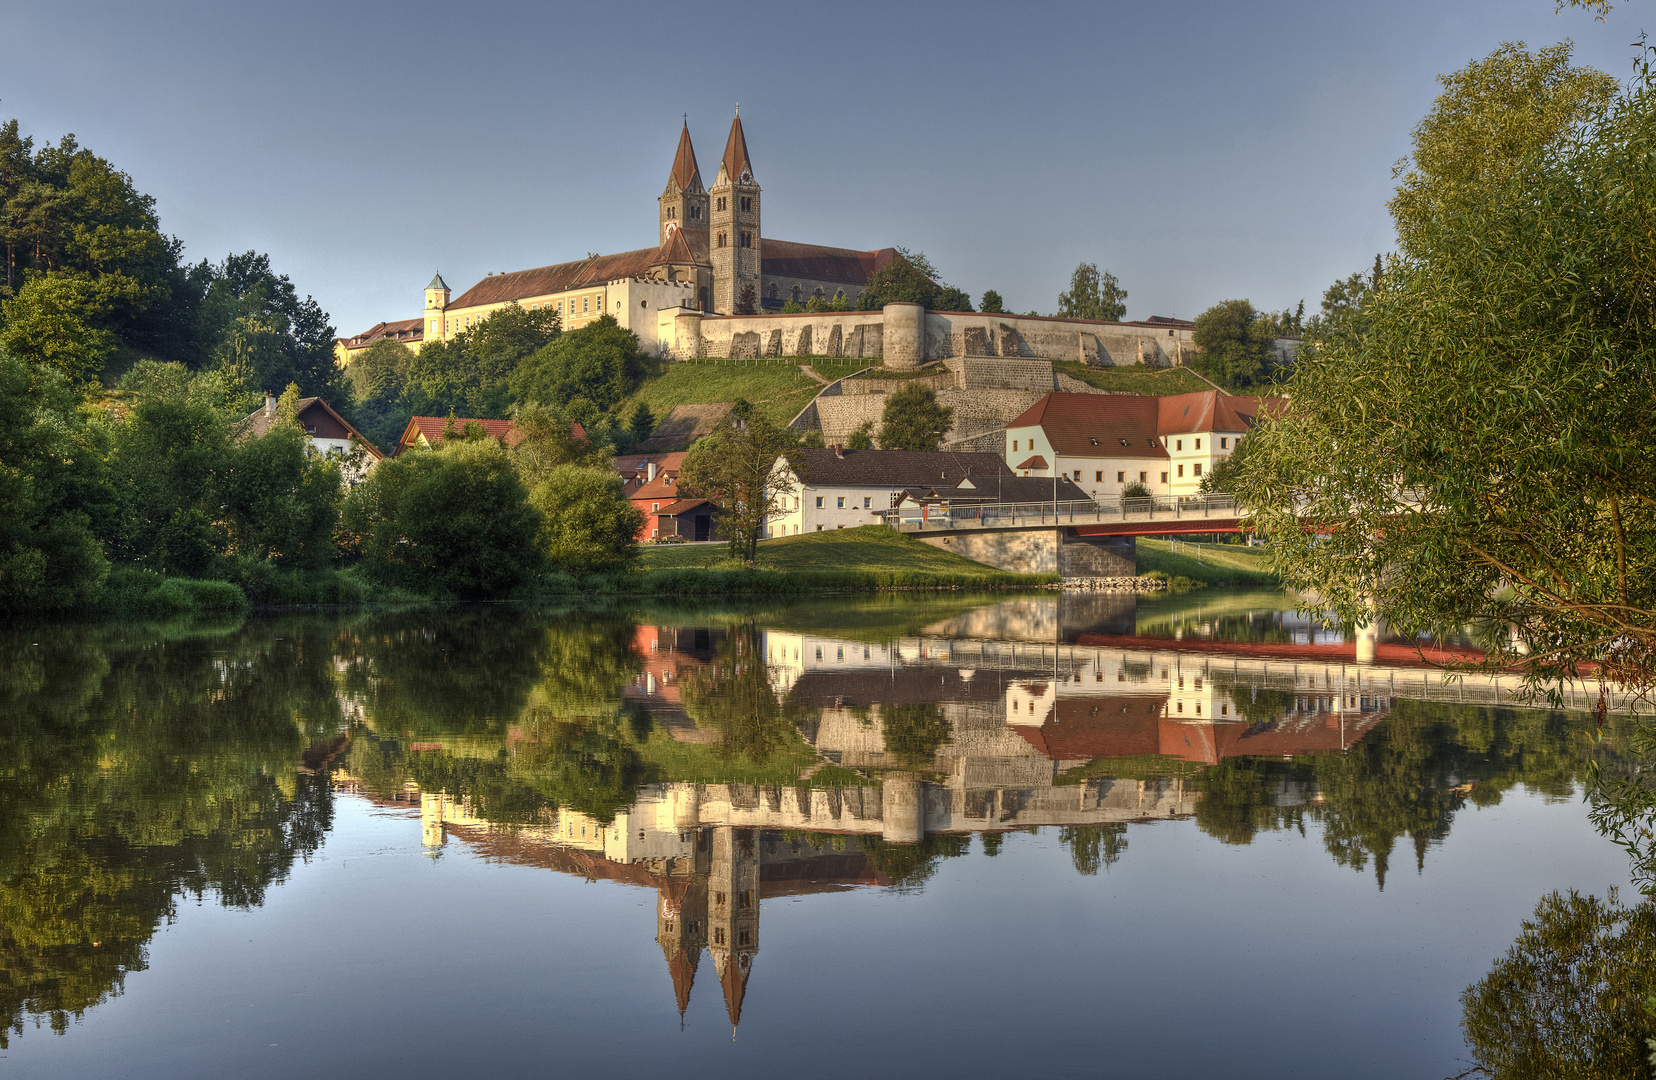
[719,952,751,1027]
[721,110,753,185]
[668,120,702,193]
[663,944,699,1016]
[427,271,448,291]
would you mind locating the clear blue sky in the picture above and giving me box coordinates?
[2,0,1642,336]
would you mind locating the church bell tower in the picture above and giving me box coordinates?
[709,109,760,315]
[659,119,708,246]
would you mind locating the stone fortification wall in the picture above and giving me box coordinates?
[946,356,1059,391]
[693,310,886,361]
[665,306,1198,368]
[840,369,954,395]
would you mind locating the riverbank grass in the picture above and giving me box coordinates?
[635,525,1053,590]
[1135,537,1277,587]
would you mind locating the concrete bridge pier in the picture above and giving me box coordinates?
[671,784,702,830]
[881,774,926,844]
[1355,606,1387,664]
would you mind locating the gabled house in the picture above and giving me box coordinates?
[1003,390,1284,499]
[238,394,384,478]
[394,416,545,456]
[765,448,1078,536]
[615,451,718,542]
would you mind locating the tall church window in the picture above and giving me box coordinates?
[717,232,727,248]
[740,232,751,248]
[740,196,752,212]
[690,205,700,220]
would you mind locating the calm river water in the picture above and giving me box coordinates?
[0,590,1639,1078]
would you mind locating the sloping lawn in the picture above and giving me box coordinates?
[623,357,868,429]
[1134,537,1278,586]
[1051,361,1217,396]
[640,524,1034,577]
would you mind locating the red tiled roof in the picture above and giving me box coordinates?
[761,240,896,285]
[614,451,689,478]
[667,122,703,193]
[397,416,522,454]
[1007,394,1167,458]
[1012,698,1169,760]
[1015,455,1048,471]
[340,317,424,350]
[1156,391,1286,436]
[720,114,753,184]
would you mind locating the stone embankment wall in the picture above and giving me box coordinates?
[663,304,1201,369]
[916,529,1136,577]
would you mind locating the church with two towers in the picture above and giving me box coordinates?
[337,112,898,361]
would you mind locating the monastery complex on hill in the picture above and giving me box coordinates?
[334,112,1219,374]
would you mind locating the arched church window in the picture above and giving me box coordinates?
[791,286,801,303]
[768,284,778,299]
[690,205,700,220]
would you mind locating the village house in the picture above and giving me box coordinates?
[237,393,383,478]
[764,448,1086,536]
[392,416,537,456]
[615,451,718,542]
[1002,390,1283,500]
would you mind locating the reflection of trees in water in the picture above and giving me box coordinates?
[679,621,804,765]
[340,611,657,825]
[881,703,952,769]
[1460,889,1656,1080]
[1060,825,1128,876]
[0,621,341,1047]
[857,835,972,893]
[1194,702,1619,889]
[334,609,553,739]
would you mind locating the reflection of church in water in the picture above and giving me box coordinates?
[401,599,1409,1026]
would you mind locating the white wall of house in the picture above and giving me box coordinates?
[1004,424,1172,501]
[765,465,903,536]
[1164,429,1247,495]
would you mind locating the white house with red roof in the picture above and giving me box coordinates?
[1003,390,1284,500]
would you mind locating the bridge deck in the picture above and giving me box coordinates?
[884,494,1243,537]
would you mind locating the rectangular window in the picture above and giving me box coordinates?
[652,502,660,512]
[1195,438,1202,450]
[1139,471,1147,483]
[836,496,845,508]
[816,524,823,531]
[815,496,824,508]
[1012,440,1018,451]
[1073,470,1083,481]
[1176,439,1183,451]
[1160,472,1168,484]
[1178,464,1185,477]
[1096,471,1104,482]
[1193,463,1203,476]
[1116,471,1125,483]
[863,497,872,509]
[582,297,589,312]
[1221,437,1229,449]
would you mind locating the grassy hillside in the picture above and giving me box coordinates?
[640,524,1044,580]
[1051,361,1216,396]
[1134,537,1278,586]
[623,357,867,429]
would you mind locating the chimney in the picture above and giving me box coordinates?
[646,461,657,482]
[264,392,276,416]
[833,444,844,459]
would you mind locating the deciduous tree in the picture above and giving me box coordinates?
[877,383,953,451]
[1056,262,1127,322]
[677,400,801,561]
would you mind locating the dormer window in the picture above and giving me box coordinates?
[1089,438,1099,445]
[1118,438,1130,447]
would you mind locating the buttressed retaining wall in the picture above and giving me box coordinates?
[664,306,1198,369]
